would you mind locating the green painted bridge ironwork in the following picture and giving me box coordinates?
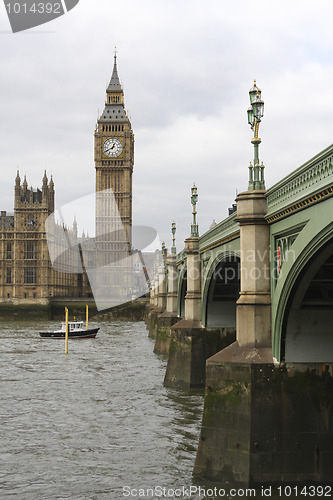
[148,82,333,486]
[174,142,333,363]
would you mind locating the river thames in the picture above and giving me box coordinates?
[0,320,305,499]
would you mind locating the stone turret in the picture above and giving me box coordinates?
[42,170,48,197]
[49,176,55,211]
[22,175,28,192]
[13,171,55,228]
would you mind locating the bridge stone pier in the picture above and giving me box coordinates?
[153,249,179,354]
[146,255,164,339]
[193,187,276,483]
[147,135,333,484]
[161,224,236,387]
[164,235,209,388]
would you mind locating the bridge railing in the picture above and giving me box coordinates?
[175,212,239,266]
[199,212,239,253]
[176,249,187,266]
[266,143,333,218]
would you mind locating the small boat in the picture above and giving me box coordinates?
[39,320,99,339]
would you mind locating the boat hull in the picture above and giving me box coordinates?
[39,328,99,339]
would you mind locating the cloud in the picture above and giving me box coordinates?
[1,0,333,248]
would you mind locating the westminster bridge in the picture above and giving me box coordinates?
[172,142,333,364]
[146,84,333,486]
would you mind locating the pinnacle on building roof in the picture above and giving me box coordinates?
[107,50,122,92]
[43,170,48,186]
[15,170,20,185]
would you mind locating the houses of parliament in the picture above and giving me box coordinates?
[0,53,134,305]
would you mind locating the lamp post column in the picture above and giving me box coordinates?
[247,80,265,191]
[166,222,178,315]
[236,191,271,347]
[157,249,167,311]
[194,82,273,484]
[153,223,180,356]
[236,80,271,348]
[184,184,201,323]
[153,274,159,307]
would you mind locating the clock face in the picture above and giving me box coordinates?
[103,138,122,157]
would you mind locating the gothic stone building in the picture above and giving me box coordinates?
[0,172,87,304]
[93,52,134,303]
[0,54,134,305]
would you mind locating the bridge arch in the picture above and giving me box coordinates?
[177,266,187,318]
[273,221,333,362]
[202,252,240,328]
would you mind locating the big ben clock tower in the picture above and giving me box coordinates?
[94,51,134,303]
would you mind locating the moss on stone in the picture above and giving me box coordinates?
[168,338,177,354]
[203,382,248,426]
[0,303,50,320]
[156,329,170,342]
[94,300,148,321]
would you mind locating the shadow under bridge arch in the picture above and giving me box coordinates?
[178,269,187,318]
[202,254,240,328]
[280,236,333,363]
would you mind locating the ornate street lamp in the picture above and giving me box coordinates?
[247,80,265,190]
[171,221,176,254]
[191,183,199,237]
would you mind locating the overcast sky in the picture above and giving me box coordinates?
[1,0,333,249]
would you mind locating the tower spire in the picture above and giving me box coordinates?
[107,47,122,91]
[42,170,48,197]
[43,170,48,186]
[102,48,127,110]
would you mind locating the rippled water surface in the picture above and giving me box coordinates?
[0,320,302,500]
[0,320,207,499]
